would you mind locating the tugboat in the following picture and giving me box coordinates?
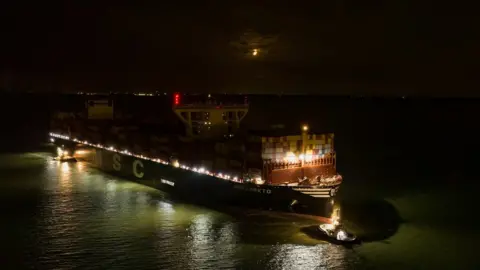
[318,210,357,244]
[318,223,357,243]
[49,93,343,221]
[52,145,77,162]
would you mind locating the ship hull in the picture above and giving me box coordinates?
[53,140,338,221]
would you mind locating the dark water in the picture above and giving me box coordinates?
[1,152,365,270]
[2,152,479,270]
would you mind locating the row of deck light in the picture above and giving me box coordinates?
[283,152,327,163]
[49,132,242,183]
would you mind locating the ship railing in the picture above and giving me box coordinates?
[263,153,336,170]
[316,175,343,187]
[275,175,342,188]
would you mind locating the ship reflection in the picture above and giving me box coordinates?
[106,181,117,192]
[61,162,70,173]
[76,161,84,173]
[187,214,237,269]
[190,214,214,247]
[269,244,347,269]
[157,201,175,214]
[59,162,73,193]
[104,180,117,206]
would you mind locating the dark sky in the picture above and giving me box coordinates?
[1,2,479,96]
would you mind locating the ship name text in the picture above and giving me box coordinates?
[161,179,175,186]
[234,185,272,194]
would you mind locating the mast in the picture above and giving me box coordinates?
[301,124,309,167]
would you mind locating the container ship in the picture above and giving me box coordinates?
[49,94,342,222]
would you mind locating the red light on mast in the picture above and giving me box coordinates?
[174,93,180,105]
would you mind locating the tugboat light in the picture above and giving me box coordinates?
[333,218,340,226]
[337,230,348,241]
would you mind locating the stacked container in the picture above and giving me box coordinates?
[261,133,334,162]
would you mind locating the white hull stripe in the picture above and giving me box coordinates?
[301,189,330,192]
[311,194,331,198]
[293,188,331,192]
[301,192,330,195]
[293,188,334,198]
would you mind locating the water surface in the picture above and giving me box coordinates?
[3,152,479,269]
[0,153,364,270]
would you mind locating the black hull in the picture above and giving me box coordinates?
[54,140,338,221]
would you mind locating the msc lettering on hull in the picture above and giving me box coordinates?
[133,160,144,178]
[113,153,121,171]
[112,153,144,179]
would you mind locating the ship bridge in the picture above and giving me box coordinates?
[173,93,249,138]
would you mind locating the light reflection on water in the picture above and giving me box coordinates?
[0,153,364,269]
[187,214,239,269]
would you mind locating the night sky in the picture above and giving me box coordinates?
[1,2,478,96]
